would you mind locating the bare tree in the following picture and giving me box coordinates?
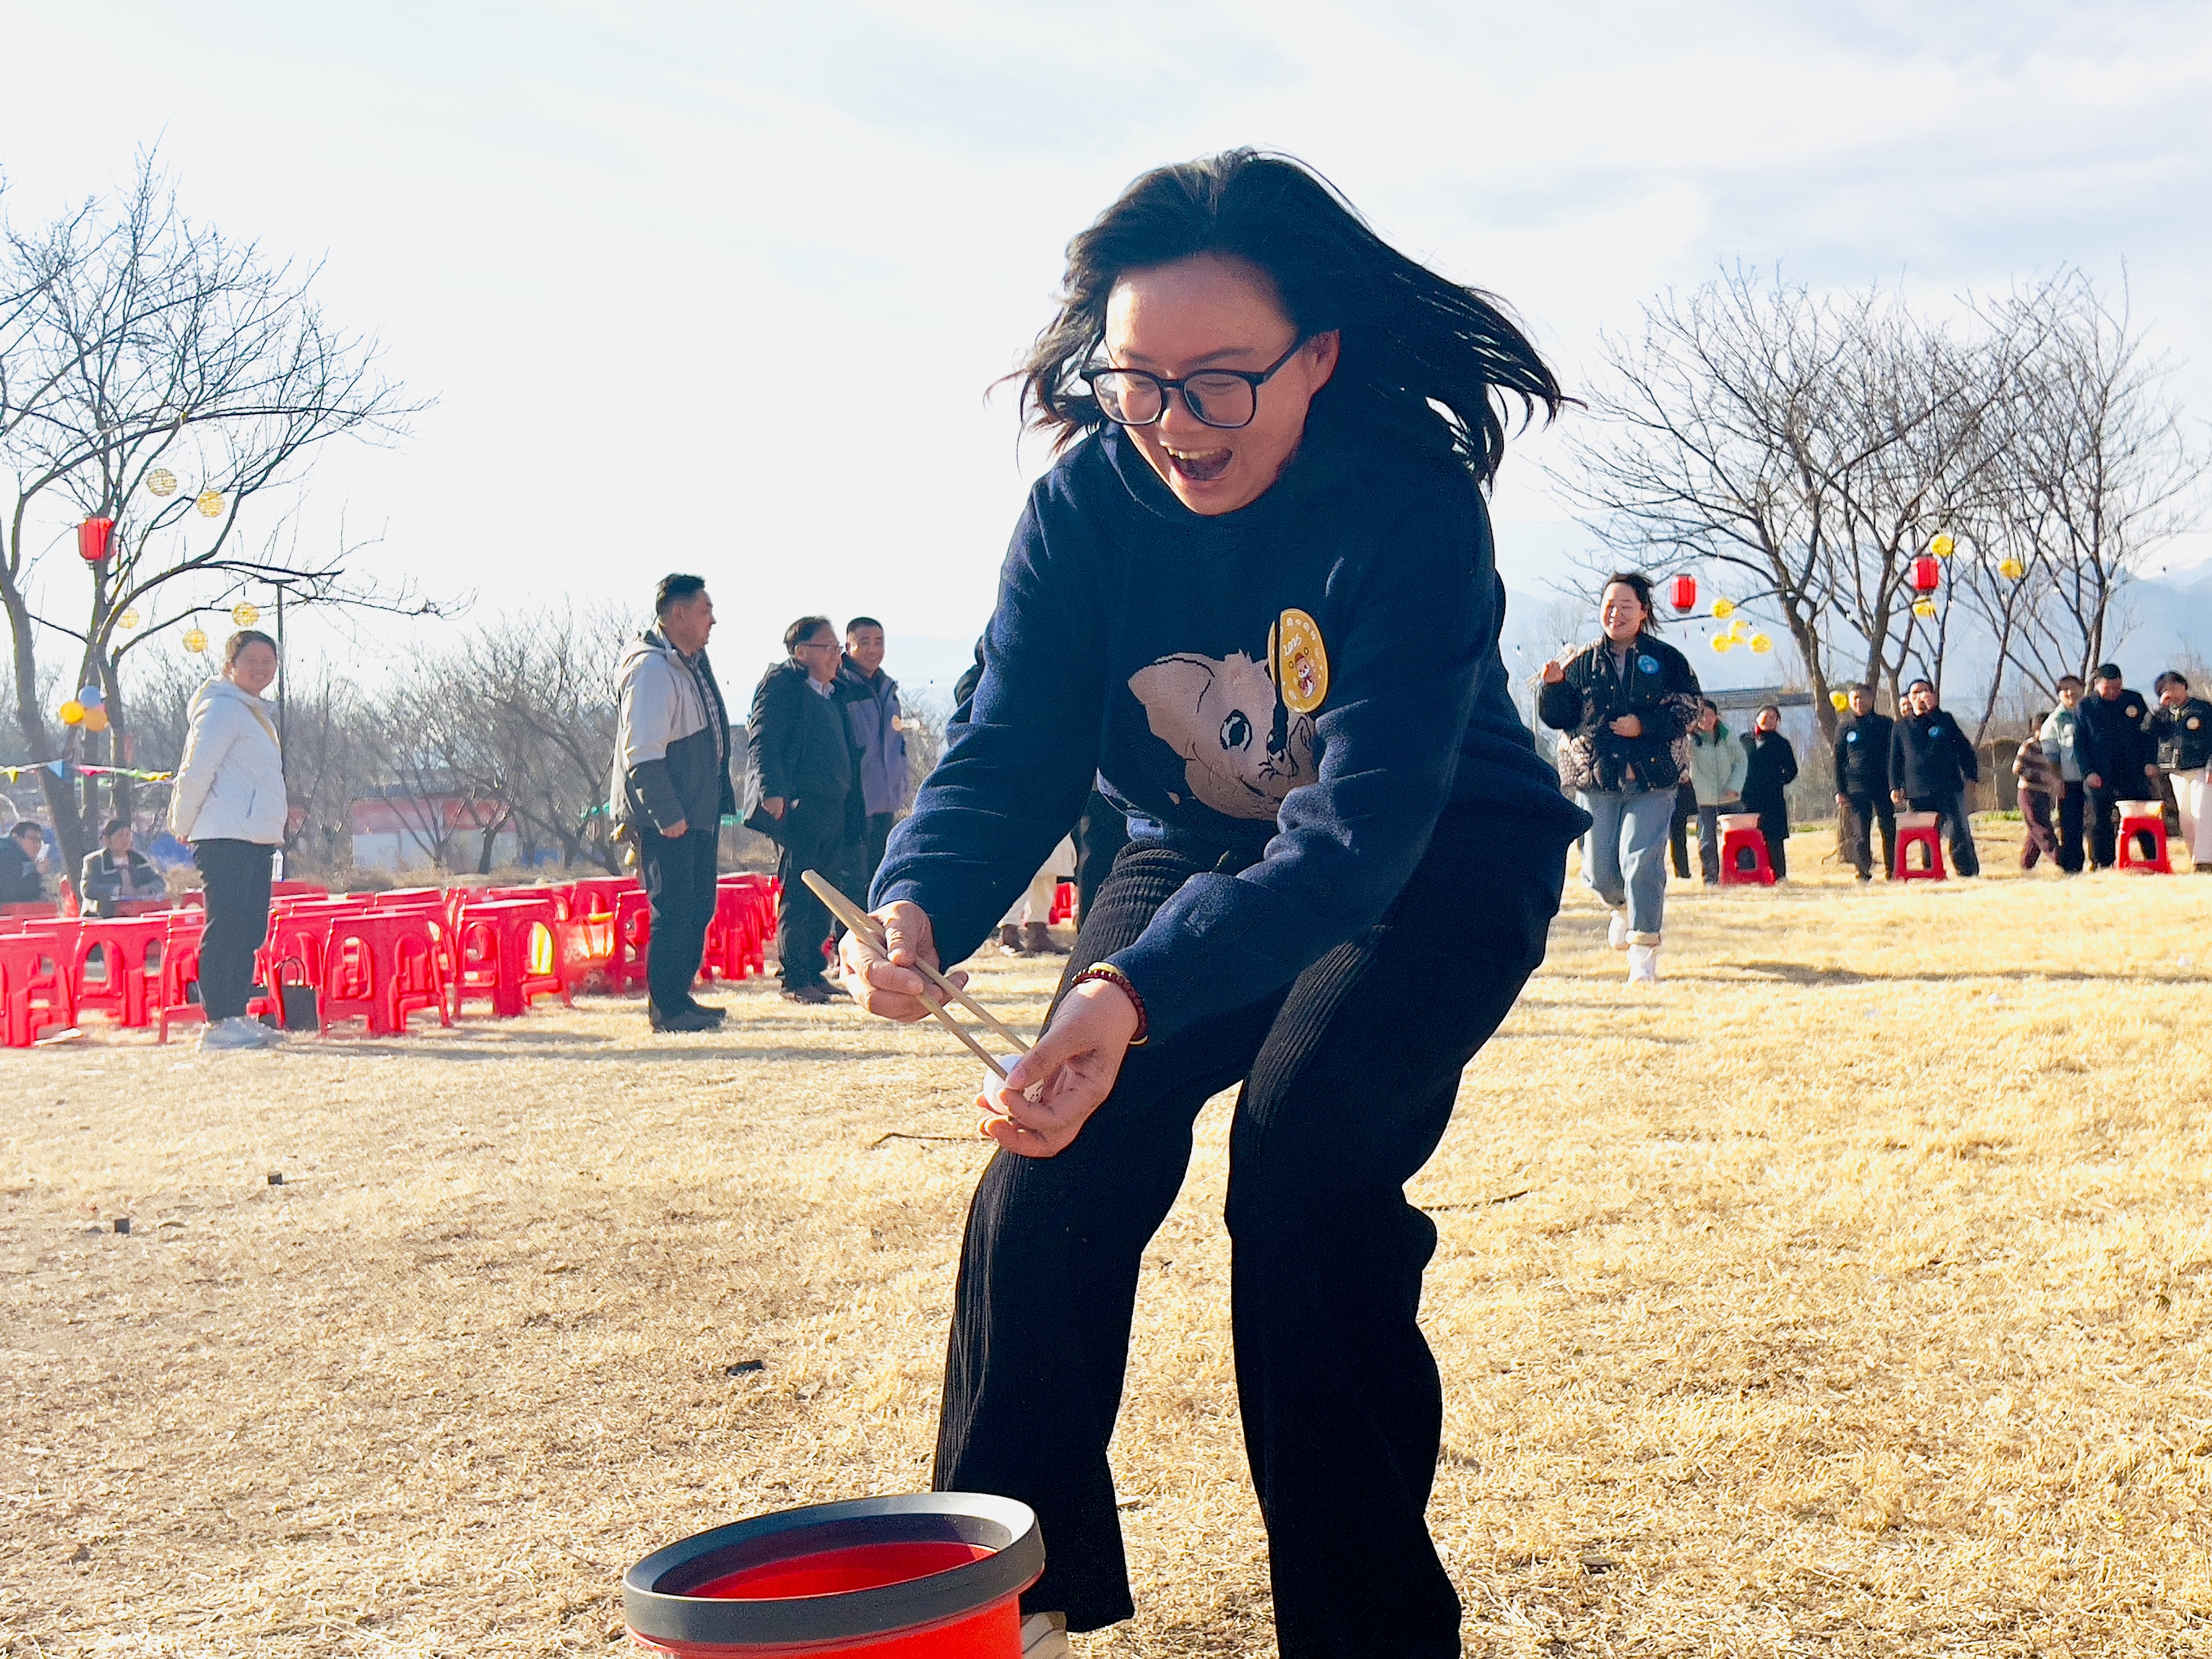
[0,153,429,870]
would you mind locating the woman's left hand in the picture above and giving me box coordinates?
[981,980,1139,1158]
[1609,713,1644,738]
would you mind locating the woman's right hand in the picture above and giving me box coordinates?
[839,900,966,1021]
[1539,659,1566,684]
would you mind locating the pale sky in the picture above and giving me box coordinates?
[6,0,2208,699]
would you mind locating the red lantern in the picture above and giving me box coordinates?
[1669,573,1698,613]
[1911,554,1940,594]
[77,517,116,564]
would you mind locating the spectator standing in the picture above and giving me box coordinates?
[611,574,736,1033]
[2148,670,2212,871]
[1739,704,1798,878]
[2014,721,2064,870]
[2,819,48,903]
[169,630,288,1051]
[1684,699,1744,885]
[1540,572,1702,983]
[2076,664,2158,869]
[747,615,863,1005]
[1889,679,1981,877]
[838,616,908,900]
[2037,676,2089,873]
[79,818,164,910]
[1833,683,1896,881]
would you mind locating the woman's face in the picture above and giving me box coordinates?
[1696,705,1718,734]
[228,641,279,696]
[107,827,134,855]
[1101,254,1339,517]
[1599,583,1647,642]
[1756,708,1779,734]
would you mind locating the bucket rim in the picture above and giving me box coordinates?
[623,1491,1043,1646]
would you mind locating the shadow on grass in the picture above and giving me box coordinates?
[1693,960,2201,986]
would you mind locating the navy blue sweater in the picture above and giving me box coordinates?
[873,421,1584,1041]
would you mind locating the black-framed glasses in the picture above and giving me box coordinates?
[1081,337,1308,431]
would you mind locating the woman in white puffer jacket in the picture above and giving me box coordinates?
[170,629,287,1050]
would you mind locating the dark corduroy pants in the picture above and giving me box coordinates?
[639,823,719,1015]
[191,838,274,1020]
[1843,791,1895,878]
[933,810,1564,1659]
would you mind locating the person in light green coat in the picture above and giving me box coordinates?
[1685,699,1746,884]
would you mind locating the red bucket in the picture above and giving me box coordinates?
[623,1493,1044,1658]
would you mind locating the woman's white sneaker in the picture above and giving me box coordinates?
[1020,1611,1071,1657]
[1626,943,1660,983]
[198,1016,267,1051]
[1606,908,1629,950]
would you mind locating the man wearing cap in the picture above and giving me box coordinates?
[2148,670,2212,871]
[1889,679,1981,877]
[2076,664,2158,870]
[611,574,736,1033]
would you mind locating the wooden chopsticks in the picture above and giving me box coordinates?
[800,870,1031,1081]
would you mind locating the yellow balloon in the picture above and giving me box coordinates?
[1711,598,1736,619]
[1913,598,1937,619]
[196,488,224,518]
[118,608,141,629]
[1998,558,2025,581]
[231,602,261,628]
[1750,633,1774,654]
[1930,534,1955,559]
[1711,634,1734,653]
[1829,690,1851,711]
[146,467,178,498]
[184,627,209,654]
[59,699,85,725]
[83,706,110,733]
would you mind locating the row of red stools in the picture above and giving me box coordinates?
[0,871,784,1047]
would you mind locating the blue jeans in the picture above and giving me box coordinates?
[1576,788,1677,941]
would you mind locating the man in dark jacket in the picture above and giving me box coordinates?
[836,616,908,903]
[747,615,863,1004]
[2149,669,2212,870]
[1889,679,1981,877]
[1831,683,1895,881]
[610,574,736,1033]
[2076,664,2159,870]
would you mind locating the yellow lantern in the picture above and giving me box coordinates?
[146,468,178,498]
[184,627,209,654]
[118,608,141,629]
[1711,634,1735,653]
[1829,689,1851,711]
[1998,557,2025,581]
[1913,598,1937,619]
[83,706,110,733]
[195,488,224,518]
[59,699,85,725]
[1711,598,1736,619]
[1750,633,1774,654]
[1929,534,1955,559]
[231,602,261,628]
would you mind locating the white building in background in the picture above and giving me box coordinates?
[349,796,519,873]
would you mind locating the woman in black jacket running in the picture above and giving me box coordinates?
[839,151,1581,1659]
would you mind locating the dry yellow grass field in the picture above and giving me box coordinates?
[4,824,2209,1658]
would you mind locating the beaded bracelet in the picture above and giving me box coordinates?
[1069,962,1149,1046]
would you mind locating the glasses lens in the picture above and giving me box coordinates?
[1089,370,1161,426]
[1183,373,1256,429]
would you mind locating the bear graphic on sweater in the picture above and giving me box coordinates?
[1129,650,1316,819]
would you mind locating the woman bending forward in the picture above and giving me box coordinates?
[842,151,1585,1659]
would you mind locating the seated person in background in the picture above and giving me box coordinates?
[79,818,165,908]
[2,819,49,903]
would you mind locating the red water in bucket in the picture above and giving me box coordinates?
[624,1493,1043,1658]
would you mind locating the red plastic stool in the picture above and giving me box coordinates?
[2116,802,2172,873]
[454,897,568,1017]
[155,915,208,1044]
[319,913,454,1036]
[611,889,652,992]
[1716,813,1775,886]
[1893,811,1947,881]
[1050,879,1074,923]
[0,931,76,1045]
[70,916,171,1028]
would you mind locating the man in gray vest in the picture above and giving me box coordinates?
[746,615,863,1003]
[611,574,735,1032]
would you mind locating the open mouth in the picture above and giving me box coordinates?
[1164,444,1233,484]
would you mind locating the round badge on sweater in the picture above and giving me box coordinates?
[1638,654,1659,674]
[2190,718,2203,731]
[1846,731,1859,743]
[1271,609,1329,714]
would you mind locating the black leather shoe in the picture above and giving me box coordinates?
[649,1005,721,1033]
[780,983,833,1005]
[684,1000,729,1023]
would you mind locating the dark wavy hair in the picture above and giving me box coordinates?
[1016,150,1566,483]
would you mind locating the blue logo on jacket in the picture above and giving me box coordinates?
[1637,654,1658,674]
[1846,731,1859,743]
